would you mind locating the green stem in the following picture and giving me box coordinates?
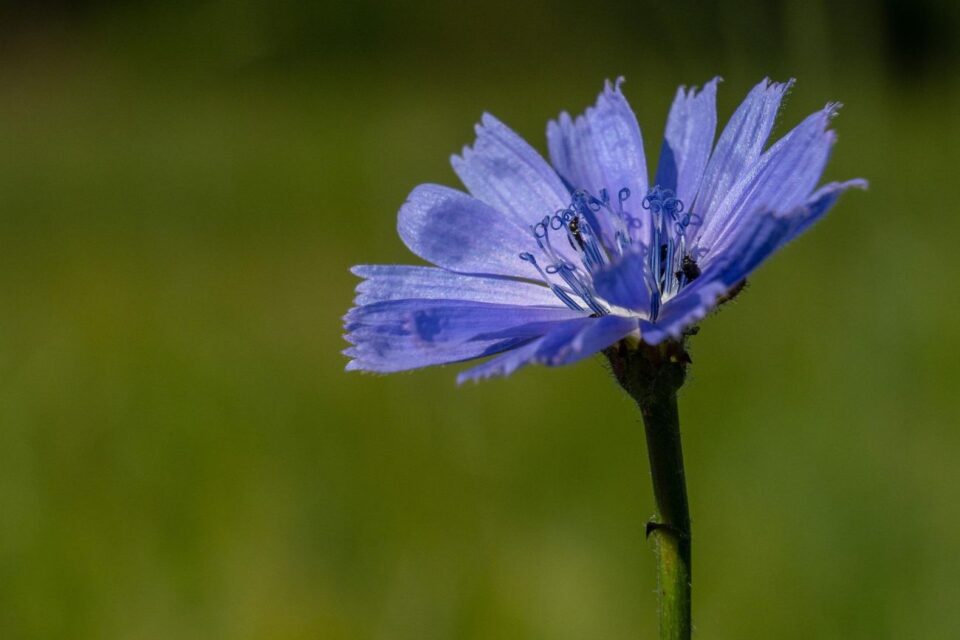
[606,340,692,640]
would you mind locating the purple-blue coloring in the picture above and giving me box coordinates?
[344,78,866,383]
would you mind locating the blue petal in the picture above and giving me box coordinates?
[352,265,561,307]
[456,314,637,383]
[547,78,650,246]
[451,114,583,266]
[646,180,866,343]
[547,314,639,366]
[703,181,865,292]
[397,184,541,279]
[454,332,555,383]
[786,179,868,242]
[693,78,793,238]
[344,299,584,373]
[592,251,652,313]
[639,279,729,345]
[452,114,571,224]
[346,337,534,373]
[655,77,720,207]
[640,214,790,344]
[698,104,842,260]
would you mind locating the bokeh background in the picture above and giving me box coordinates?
[1,0,958,638]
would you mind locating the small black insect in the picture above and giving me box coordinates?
[676,255,701,284]
[568,215,586,250]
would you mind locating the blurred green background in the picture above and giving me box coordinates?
[0,0,958,638]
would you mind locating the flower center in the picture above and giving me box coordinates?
[518,185,701,320]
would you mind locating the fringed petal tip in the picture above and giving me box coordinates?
[810,102,843,136]
[546,111,574,138]
[449,112,502,162]
[349,264,368,278]
[824,101,843,118]
[450,148,468,167]
[765,76,796,94]
[343,357,404,375]
[776,177,869,222]
[344,351,388,373]
[843,178,869,191]
[466,112,511,142]
[455,361,514,386]
[479,111,499,129]
[343,347,373,372]
[602,76,627,96]
[595,77,633,115]
[678,76,723,100]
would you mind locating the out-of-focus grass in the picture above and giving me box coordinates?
[0,8,959,638]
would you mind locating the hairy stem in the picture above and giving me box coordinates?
[606,339,691,640]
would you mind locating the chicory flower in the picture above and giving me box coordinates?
[344,78,865,383]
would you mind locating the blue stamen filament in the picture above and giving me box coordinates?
[519,252,583,311]
[551,263,607,316]
[642,186,700,318]
[564,199,608,274]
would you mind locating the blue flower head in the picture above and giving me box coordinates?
[344,78,866,383]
